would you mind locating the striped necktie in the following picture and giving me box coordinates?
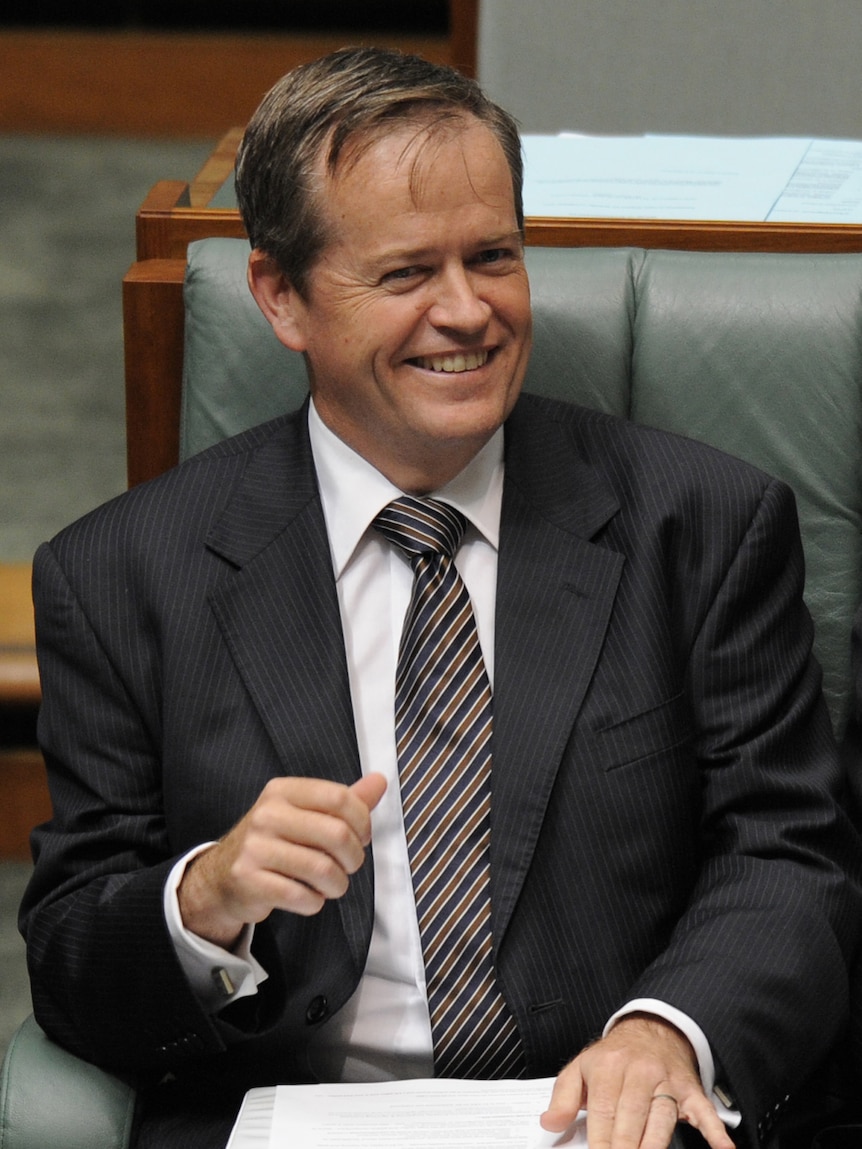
[374,495,525,1079]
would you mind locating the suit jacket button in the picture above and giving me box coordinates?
[306,995,329,1025]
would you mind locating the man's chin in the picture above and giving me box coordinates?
[413,388,519,438]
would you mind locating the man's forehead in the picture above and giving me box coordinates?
[303,115,519,275]
[323,112,494,184]
[324,122,515,225]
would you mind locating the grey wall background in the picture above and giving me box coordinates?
[477,0,862,138]
[0,134,212,1065]
[0,135,212,562]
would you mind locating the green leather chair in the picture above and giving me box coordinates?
[3,240,862,1147]
[0,1015,136,1148]
[180,239,862,736]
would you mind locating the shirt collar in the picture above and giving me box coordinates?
[308,400,504,580]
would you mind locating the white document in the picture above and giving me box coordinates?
[767,138,862,223]
[522,134,810,221]
[226,1078,587,1149]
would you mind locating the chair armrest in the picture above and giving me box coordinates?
[0,1015,137,1149]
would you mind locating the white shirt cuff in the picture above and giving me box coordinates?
[605,998,741,1128]
[163,843,268,1013]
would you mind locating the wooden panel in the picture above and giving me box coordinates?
[123,260,187,487]
[189,126,245,207]
[136,181,247,261]
[450,0,479,77]
[0,564,39,706]
[0,30,450,137]
[524,216,862,254]
[139,195,862,260]
[0,749,51,860]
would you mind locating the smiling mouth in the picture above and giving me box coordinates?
[412,350,490,373]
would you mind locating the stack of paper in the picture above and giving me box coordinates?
[227,1077,585,1148]
[521,134,862,223]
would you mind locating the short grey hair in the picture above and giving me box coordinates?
[234,46,523,296]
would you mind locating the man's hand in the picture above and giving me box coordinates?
[541,1014,735,1149]
[178,772,387,948]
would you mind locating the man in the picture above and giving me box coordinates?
[22,48,860,1149]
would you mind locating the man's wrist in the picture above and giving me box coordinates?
[164,846,267,1011]
[605,999,741,1128]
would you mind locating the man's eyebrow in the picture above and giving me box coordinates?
[367,245,436,271]
[477,230,525,251]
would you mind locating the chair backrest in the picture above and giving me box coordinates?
[182,237,862,735]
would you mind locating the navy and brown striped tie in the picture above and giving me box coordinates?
[374,495,525,1080]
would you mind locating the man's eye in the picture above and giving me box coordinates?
[475,249,511,266]
[383,266,421,283]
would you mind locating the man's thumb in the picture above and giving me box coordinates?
[350,772,387,812]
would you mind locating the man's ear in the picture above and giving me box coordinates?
[246,249,308,352]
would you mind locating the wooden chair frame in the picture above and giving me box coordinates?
[123,91,862,490]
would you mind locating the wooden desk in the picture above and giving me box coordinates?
[124,129,862,487]
[135,128,862,261]
[0,563,48,859]
[0,564,39,707]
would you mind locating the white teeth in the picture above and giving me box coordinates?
[416,350,489,373]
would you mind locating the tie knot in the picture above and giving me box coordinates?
[374,496,466,560]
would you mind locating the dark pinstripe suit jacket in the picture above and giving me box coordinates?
[23,394,861,1148]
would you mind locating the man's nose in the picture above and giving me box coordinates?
[427,266,492,332]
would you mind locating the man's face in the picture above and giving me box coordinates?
[264,117,532,492]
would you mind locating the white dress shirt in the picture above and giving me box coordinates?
[164,401,737,1124]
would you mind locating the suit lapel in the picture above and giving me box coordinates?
[204,408,372,970]
[490,399,625,945]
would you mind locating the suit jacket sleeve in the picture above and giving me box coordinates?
[23,415,367,1089]
[492,400,862,1148]
[23,538,290,1074]
[19,412,355,1083]
[622,477,858,1134]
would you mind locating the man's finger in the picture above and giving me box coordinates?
[639,1092,680,1149]
[540,1062,586,1133]
[678,1090,736,1149]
